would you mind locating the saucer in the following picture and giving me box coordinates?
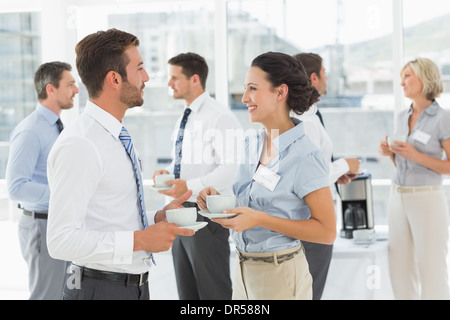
[198,209,237,219]
[150,185,174,191]
[180,221,208,232]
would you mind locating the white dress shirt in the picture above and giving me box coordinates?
[293,105,349,199]
[167,91,243,200]
[47,101,152,274]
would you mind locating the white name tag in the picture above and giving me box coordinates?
[412,130,431,145]
[253,165,281,192]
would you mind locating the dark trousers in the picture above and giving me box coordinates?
[62,269,150,300]
[172,202,232,300]
[302,241,333,300]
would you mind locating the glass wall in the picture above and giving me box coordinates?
[0,12,41,179]
[227,0,396,223]
[225,0,450,224]
[227,0,395,110]
[74,1,217,186]
[402,0,450,108]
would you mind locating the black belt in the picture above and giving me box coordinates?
[71,264,149,287]
[20,206,48,220]
[182,201,198,208]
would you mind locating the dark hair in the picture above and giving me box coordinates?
[251,52,320,115]
[75,28,140,98]
[293,53,323,79]
[34,61,72,100]
[168,52,208,89]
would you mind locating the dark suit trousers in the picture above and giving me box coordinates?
[172,202,232,300]
[302,241,333,300]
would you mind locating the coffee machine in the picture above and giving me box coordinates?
[338,173,374,239]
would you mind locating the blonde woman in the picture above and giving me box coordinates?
[197,52,336,300]
[379,57,450,299]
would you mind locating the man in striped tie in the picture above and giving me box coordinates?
[47,29,194,300]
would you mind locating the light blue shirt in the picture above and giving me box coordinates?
[6,103,61,212]
[231,118,330,253]
[393,100,450,186]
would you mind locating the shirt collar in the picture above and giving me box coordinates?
[36,102,60,126]
[84,100,123,140]
[407,100,440,116]
[272,118,305,154]
[186,91,209,113]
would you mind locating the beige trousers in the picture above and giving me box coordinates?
[232,244,312,300]
[388,185,449,300]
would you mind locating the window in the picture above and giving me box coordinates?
[0,12,41,179]
[75,1,217,185]
[402,0,450,108]
[227,0,394,181]
[227,0,396,223]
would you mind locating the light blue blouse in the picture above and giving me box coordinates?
[231,118,330,253]
[393,100,450,186]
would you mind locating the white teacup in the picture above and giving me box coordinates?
[154,173,175,188]
[353,229,375,242]
[206,195,236,213]
[388,135,406,146]
[166,207,197,227]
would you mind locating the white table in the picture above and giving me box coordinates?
[322,226,394,300]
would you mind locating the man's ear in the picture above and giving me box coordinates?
[191,74,201,87]
[45,83,56,97]
[105,71,122,89]
[310,72,319,87]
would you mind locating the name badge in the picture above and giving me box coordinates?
[253,165,281,192]
[412,130,431,145]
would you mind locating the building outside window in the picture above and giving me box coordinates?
[0,12,41,180]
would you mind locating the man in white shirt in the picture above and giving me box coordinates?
[293,53,360,300]
[47,29,194,300]
[153,53,242,300]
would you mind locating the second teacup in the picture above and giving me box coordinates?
[155,173,175,188]
[166,207,197,227]
[388,135,406,146]
[206,195,236,213]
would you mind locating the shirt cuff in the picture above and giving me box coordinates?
[113,231,134,265]
[330,158,350,184]
[146,210,157,225]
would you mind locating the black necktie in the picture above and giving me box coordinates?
[316,109,325,128]
[56,118,64,133]
[174,108,192,179]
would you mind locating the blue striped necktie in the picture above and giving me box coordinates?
[120,127,155,265]
[119,127,149,229]
[174,108,192,179]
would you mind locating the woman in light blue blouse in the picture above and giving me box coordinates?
[197,52,336,300]
[379,58,450,300]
